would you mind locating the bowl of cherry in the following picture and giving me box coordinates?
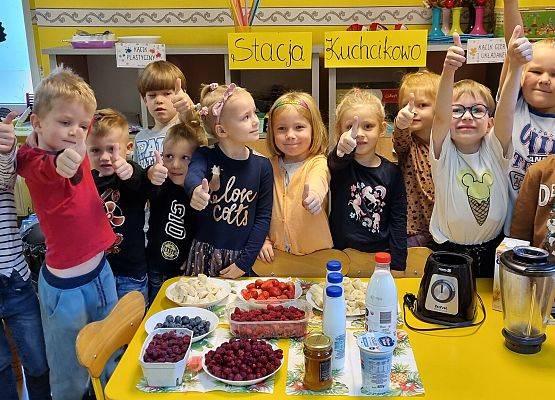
[236,278,302,304]
[202,338,284,386]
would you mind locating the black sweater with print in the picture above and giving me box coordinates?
[328,146,407,270]
[92,161,149,278]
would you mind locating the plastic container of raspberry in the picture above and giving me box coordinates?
[226,299,311,339]
[139,327,193,387]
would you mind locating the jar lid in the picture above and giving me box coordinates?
[327,272,343,284]
[304,332,331,350]
[326,260,341,271]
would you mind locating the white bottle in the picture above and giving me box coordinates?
[324,272,343,308]
[326,260,341,279]
[323,285,346,370]
[365,252,398,335]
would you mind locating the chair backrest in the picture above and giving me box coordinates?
[252,248,350,278]
[344,247,432,278]
[76,291,145,379]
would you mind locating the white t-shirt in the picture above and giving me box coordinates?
[133,117,179,169]
[429,131,510,245]
[505,94,555,234]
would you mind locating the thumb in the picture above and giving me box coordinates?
[3,111,19,125]
[302,183,309,200]
[453,32,463,48]
[407,93,415,112]
[72,136,87,157]
[350,116,359,139]
[154,150,163,165]
[201,178,209,193]
[112,143,121,161]
[175,78,182,94]
[511,25,523,41]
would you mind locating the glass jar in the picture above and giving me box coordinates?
[303,332,333,391]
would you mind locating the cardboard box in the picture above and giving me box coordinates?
[492,238,529,312]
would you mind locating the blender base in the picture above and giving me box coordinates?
[502,328,546,354]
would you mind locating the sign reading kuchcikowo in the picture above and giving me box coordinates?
[116,43,166,68]
[466,38,507,64]
[324,30,427,68]
[228,32,312,70]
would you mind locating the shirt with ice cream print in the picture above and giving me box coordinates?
[430,130,510,245]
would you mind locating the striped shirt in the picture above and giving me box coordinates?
[0,146,30,280]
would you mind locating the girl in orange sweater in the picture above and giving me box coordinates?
[258,92,333,262]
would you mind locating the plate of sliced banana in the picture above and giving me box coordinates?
[165,274,231,309]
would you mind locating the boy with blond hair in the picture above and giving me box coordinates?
[430,29,532,277]
[393,70,440,247]
[134,60,193,168]
[17,67,117,399]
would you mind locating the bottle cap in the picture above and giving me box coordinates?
[326,260,341,272]
[375,252,391,264]
[327,272,343,284]
[326,285,343,298]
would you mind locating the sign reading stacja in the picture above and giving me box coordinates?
[324,30,428,68]
[116,43,166,68]
[228,32,312,70]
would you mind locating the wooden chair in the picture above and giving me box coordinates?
[252,248,350,278]
[3,322,24,398]
[76,291,145,400]
[344,247,432,278]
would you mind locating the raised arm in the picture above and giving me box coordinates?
[432,33,465,159]
[499,0,524,91]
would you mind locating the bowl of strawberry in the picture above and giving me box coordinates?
[202,338,284,386]
[238,278,302,303]
[227,300,311,339]
[139,328,193,387]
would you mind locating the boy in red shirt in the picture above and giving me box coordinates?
[17,67,117,400]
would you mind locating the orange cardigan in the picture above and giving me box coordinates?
[269,155,333,255]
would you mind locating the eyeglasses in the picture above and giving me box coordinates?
[452,104,489,119]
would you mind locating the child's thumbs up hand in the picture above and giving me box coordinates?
[0,111,17,154]
[172,78,194,117]
[395,92,416,130]
[508,25,532,66]
[147,150,168,185]
[191,178,210,210]
[112,143,133,180]
[56,136,86,178]
[444,33,466,73]
[337,116,358,157]
[302,183,323,214]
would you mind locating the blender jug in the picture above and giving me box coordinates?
[499,246,555,354]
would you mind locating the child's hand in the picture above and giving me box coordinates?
[0,111,17,154]
[172,78,193,116]
[111,143,133,180]
[444,33,466,73]
[56,136,86,178]
[258,239,275,263]
[190,178,210,210]
[147,150,168,185]
[337,116,359,157]
[219,263,246,279]
[395,93,416,130]
[302,183,323,214]
[507,25,532,67]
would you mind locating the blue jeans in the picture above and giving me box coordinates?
[148,270,175,306]
[38,257,117,400]
[115,274,148,303]
[0,270,51,400]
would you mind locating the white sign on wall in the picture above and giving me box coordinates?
[466,38,507,64]
[116,43,166,68]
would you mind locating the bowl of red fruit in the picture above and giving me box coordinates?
[227,300,311,339]
[202,338,284,386]
[236,278,302,304]
[139,328,193,387]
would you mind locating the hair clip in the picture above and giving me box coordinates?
[212,83,237,124]
[209,83,219,91]
[199,106,209,117]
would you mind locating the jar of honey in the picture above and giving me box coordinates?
[303,332,333,390]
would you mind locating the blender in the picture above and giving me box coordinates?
[499,246,555,354]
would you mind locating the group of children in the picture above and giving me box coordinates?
[0,1,553,398]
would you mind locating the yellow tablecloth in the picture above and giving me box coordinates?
[105,278,555,399]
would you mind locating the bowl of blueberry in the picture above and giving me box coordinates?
[145,307,218,342]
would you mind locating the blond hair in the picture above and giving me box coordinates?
[533,37,555,50]
[266,92,328,157]
[334,88,385,142]
[198,83,248,138]
[91,108,129,142]
[453,79,495,114]
[398,70,440,108]
[137,61,186,97]
[164,108,208,148]
[33,66,96,118]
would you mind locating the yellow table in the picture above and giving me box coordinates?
[105,278,555,399]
